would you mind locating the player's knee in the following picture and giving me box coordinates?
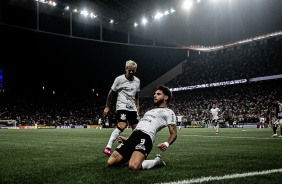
[107,158,115,167]
[128,162,141,170]
[118,124,126,130]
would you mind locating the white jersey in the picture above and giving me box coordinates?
[260,118,265,123]
[210,108,220,120]
[111,75,140,111]
[134,108,176,143]
[177,115,183,122]
[98,119,102,125]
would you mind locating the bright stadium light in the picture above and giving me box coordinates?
[65,6,69,10]
[134,22,138,27]
[110,19,114,24]
[154,12,164,19]
[142,18,147,25]
[164,10,170,15]
[90,13,97,18]
[183,0,193,9]
[170,8,176,13]
[81,10,89,17]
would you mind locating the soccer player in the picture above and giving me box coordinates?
[210,103,220,134]
[105,116,110,129]
[103,60,140,155]
[176,113,183,130]
[259,115,265,129]
[96,118,102,129]
[107,85,177,170]
[272,99,282,137]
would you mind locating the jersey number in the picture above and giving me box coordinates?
[140,139,145,145]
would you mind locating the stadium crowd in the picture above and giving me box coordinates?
[0,79,281,126]
[167,39,282,87]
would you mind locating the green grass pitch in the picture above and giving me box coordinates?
[1,128,282,184]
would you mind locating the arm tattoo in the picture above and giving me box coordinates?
[167,125,177,145]
[105,90,115,107]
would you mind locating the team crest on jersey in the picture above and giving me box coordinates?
[120,113,126,120]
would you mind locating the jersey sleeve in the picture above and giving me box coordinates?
[167,110,177,125]
[111,77,120,92]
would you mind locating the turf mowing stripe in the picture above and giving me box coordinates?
[158,168,282,184]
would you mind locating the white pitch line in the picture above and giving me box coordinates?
[158,168,282,184]
[181,135,282,140]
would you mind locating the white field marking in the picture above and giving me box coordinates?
[157,168,282,184]
[181,135,282,140]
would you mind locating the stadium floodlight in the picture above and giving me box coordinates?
[134,22,138,27]
[73,9,78,13]
[170,8,176,13]
[110,19,114,23]
[154,12,164,19]
[197,0,201,3]
[65,6,69,10]
[164,11,169,15]
[90,13,97,18]
[142,18,147,25]
[183,0,193,9]
[47,1,56,6]
[81,10,89,17]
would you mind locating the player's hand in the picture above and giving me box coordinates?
[274,116,277,120]
[104,107,110,116]
[157,143,168,152]
[117,136,128,143]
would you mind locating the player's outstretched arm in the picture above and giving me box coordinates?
[104,89,116,115]
[158,124,177,152]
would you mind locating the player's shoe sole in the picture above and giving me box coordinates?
[103,148,111,155]
[154,154,166,167]
[215,132,218,135]
[272,134,277,137]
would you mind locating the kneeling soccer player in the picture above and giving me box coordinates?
[107,85,177,170]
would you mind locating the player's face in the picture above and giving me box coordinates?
[154,90,167,107]
[125,66,136,79]
[212,104,216,109]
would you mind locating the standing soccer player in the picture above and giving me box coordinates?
[272,99,282,137]
[96,117,102,129]
[210,103,220,134]
[176,113,183,130]
[107,85,177,170]
[103,60,140,155]
[259,115,265,129]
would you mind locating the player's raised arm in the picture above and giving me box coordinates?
[104,89,116,115]
[158,124,177,152]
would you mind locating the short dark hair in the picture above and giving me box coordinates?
[156,85,172,103]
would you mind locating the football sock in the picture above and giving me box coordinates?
[273,127,277,134]
[106,127,123,149]
[141,160,158,170]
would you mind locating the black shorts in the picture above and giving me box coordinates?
[115,130,153,162]
[116,110,138,126]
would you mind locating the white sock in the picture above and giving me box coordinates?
[141,160,158,170]
[106,128,122,149]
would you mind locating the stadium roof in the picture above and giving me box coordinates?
[55,0,282,46]
[4,0,282,47]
